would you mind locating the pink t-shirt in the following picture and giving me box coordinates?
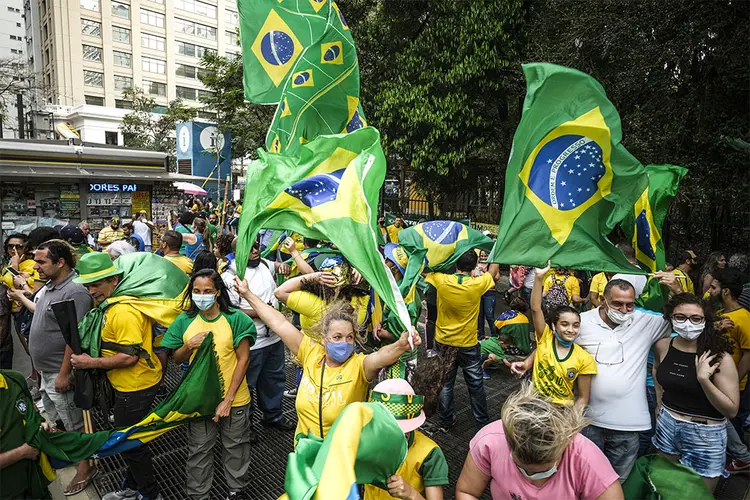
[469,421,619,500]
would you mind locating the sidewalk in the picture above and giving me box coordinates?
[50,466,100,500]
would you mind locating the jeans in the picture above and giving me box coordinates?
[244,340,286,423]
[477,292,496,337]
[436,342,489,427]
[726,420,750,462]
[520,287,532,308]
[582,425,640,482]
[113,384,160,498]
[731,383,750,437]
[637,385,657,458]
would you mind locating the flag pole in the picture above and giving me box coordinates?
[221,174,230,230]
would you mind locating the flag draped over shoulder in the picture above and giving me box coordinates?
[19,335,223,467]
[235,128,411,332]
[78,253,189,358]
[282,402,408,500]
[620,164,687,311]
[489,63,648,273]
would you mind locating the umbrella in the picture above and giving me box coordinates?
[173,182,207,196]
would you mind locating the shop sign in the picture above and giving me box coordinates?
[89,183,137,193]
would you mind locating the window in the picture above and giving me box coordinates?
[175,18,216,40]
[81,19,101,37]
[112,26,131,44]
[226,30,239,46]
[80,0,98,11]
[10,49,20,54]
[82,44,102,62]
[83,70,103,87]
[198,111,217,120]
[143,80,166,96]
[175,63,197,79]
[105,131,118,145]
[176,86,197,100]
[16,22,21,27]
[85,95,104,105]
[7,6,20,12]
[225,10,238,26]
[174,0,216,19]
[142,56,165,73]
[9,35,21,41]
[141,32,165,51]
[115,99,133,109]
[111,1,130,18]
[198,89,214,100]
[140,9,164,28]
[113,51,131,67]
[114,75,133,89]
[152,105,167,114]
[145,0,164,3]
[176,40,215,59]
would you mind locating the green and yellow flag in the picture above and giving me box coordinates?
[282,402,408,500]
[489,63,648,273]
[235,127,411,332]
[239,0,329,105]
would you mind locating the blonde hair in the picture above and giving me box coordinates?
[307,301,362,344]
[501,382,588,465]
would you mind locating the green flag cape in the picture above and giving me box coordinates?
[77,252,189,358]
[620,164,687,312]
[489,63,648,273]
[235,127,411,332]
[12,334,223,467]
[622,454,712,500]
[282,402,407,500]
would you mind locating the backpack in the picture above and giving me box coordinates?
[543,275,570,315]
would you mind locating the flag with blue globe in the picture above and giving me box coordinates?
[489,63,650,273]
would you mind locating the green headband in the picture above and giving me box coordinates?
[369,391,424,420]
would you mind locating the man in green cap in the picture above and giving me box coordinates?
[70,252,162,500]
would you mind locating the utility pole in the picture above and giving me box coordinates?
[16,93,24,139]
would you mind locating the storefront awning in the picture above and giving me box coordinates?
[0,164,208,183]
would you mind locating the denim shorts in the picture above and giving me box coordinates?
[652,406,728,478]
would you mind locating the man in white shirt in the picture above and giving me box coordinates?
[576,273,678,482]
[132,211,154,253]
[223,240,294,437]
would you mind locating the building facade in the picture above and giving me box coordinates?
[1,0,27,138]
[23,0,241,144]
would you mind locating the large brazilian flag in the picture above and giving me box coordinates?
[489,63,648,273]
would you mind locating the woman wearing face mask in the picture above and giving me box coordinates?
[508,261,597,410]
[456,382,623,500]
[651,293,739,492]
[160,269,255,499]
[234,277,420,446]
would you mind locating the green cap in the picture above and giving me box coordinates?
[73,252,123,284]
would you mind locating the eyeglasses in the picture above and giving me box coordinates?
[672,313,705,325]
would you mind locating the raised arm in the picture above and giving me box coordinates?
[284,238,314,275]
[531,261,551,336]
[274,271,337,304]
[235,277,304,355]
[363,330,421,381]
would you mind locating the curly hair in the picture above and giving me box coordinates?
[509,296,529,314]
[214,234,234,257]
[410,348,457,417]
[663,293,732,362]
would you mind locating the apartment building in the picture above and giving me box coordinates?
[24,0,241,144]
[1,0,27,138]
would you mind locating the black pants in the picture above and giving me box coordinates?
[114,384,160,498]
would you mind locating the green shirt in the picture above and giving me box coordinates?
[0,370,52,499]
[208,223,219,243]
[479,337,506,358]
[175,223,190,255]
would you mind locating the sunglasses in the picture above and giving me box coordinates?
[7,244,24,249]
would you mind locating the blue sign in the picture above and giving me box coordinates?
[90,183,137,193]
[176,122,232,200]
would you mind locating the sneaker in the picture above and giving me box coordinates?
[482,370,490,380]
[726,459,750,474]
[437,416,457,433]
[283,388,298,398]
[102,487,139,500]
[226,492,250,500]
[262,416,296,431]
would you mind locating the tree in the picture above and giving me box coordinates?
[0,57,49,137]
[120,87,198,171]
[199,53,274,161]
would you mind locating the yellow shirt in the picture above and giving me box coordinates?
[542,272,580,303]
[386,224,403,244]
[1,260,39,313]
[424,272,495,347]
[165,254,194,275]
[532,326,597,405]
[722,308,750,390]
[100,303,162,393]
[294,337,369,445]
[589,272,608,298]
[161,309,256,406]
[287,291,369,332]
[97,226,125,248]
[672,268,695,295]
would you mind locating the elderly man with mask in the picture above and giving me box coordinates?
[575,272,680,482]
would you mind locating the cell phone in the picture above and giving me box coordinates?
[5,267,20,277]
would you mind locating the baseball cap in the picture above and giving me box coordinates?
[59,225,86,245]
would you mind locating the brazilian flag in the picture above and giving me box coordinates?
[264,1,366,157]
[489,63,648,273]
[281,402,408,500]
[235,127,412,332]
[239,0,329,105]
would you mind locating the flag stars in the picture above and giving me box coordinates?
[574,155,580,159]
[547,159,553,164]
[578,187,582,192]
[568,169,574,174]
[561,181,566,186]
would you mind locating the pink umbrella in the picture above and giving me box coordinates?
[173,182,207,196]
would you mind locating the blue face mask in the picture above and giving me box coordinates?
[326,340,354,363]
[553,329,573,348]
[192,293,216,311]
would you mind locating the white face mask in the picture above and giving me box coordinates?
[605,301,632,325]
[673,319,704,340]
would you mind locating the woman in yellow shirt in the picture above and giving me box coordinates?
[234,277,420,445]
[509,262,597,409]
